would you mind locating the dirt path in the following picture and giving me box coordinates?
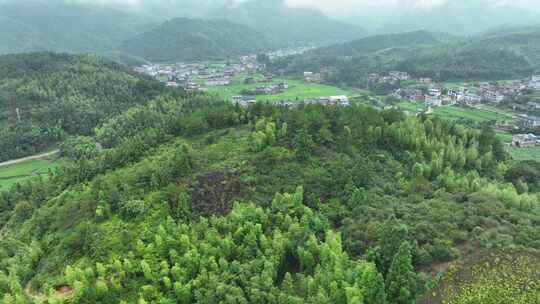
[0,150,59,168]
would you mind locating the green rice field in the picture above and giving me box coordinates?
[0,158,61,190]
[506,146,540,161]
[207,74,355,102]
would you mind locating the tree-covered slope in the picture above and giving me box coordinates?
[271,30,536,85]
[474,26,540,69]
[120,18,274,62]
[0,1,153,55]
[312,30,444,58]
[0,53,163,162]
[0,93,539,302]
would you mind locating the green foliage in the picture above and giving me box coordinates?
[60,136,99,160]
[0,96,539,304]
[272,30,538,85]
[0,52,163,161]
[120,18,273,62]
[386,242,417,304]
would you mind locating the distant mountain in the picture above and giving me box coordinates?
[216,0,364,47]
[358,1,540,36]
[120,18,274,62]
[0,1,153,55]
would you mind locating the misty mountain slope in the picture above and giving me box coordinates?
[312,30,447,58]
[0,1,153,54]
[120,18,274,62]
[374,1,540,36]
[216,0,364,47]
[473,26,540,68]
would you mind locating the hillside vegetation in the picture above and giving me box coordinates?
[120,18,274,62]
[272,30,538,85]
[0,53,163,162]
[0,75,539,302]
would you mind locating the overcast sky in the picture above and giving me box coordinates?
[59,0,540,11]
[286,0,540,16]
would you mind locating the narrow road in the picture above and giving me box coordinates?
[0,150,59,168]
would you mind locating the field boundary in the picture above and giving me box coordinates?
[0,150,59,168]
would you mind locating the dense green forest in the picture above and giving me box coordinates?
[1,77,539,302]
[271,30,539,85]
[0,53,163,162]
[120,18,274,63]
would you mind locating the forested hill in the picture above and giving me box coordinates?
[0,52,163,162]
[473,25,540,69]
[1,94,539,302]
[271,30,537,85]
[216,0,365,47]
[0,2,152,55]
[312,30,445,58]
[120,18,274,62]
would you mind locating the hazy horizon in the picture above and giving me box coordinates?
[2,0,540,35]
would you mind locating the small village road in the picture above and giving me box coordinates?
[0,150,60,168]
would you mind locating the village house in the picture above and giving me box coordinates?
[527,102,540,110]
[419,77,433,84]
[531,75,540,89]
[425,95,442,108]
[483,90,505,103]
[318,96,350,106]
[389,71,410,81]
[233,96,257,107]
[278,82,289,90]
[502,82,522,95]
[206,78,230,86]
[255,85,281,95]
[304,72,322,83]
[526,116,540,128]
[512,134,538,148]
[428,86,442,97]
[459,94,482,106]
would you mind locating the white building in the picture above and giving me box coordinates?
[425,95,442,108]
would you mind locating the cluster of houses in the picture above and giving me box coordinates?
[393,77,538,110]
[134,55,265,90]
[267,47,315,60]
[369,71,413,84]
[512,133,538,148]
